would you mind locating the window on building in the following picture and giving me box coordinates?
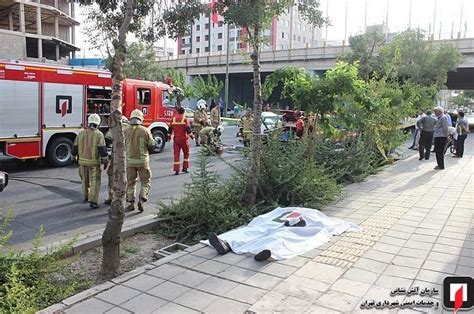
[297,35,301,42]
[237,29,242,37]
[196,36,201,42]
[281,32,285,39]
[218,33,223,39]
[217,45,222,51]
[205,34,209,41]
[218,21,224,27]
[180,49,185,55]
[181,38,186,44]
[205,46,210,52]
[205,23,210,29]
[293,34,297,41]
[237,42,243,49]
[189,49,192,54]
[303,37,306,43]
[196,48,200,53]
[196,25,201,31]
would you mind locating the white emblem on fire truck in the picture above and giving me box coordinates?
[56,96,72,117]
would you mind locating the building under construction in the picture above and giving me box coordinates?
[0,0,79,63]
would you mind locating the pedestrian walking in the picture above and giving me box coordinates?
[170,107,193,175]
[453,111,469,158]
[72,114,108,209]
[417,110,437,160]
[125,109,155,212]
[433,107,449,170]
[193,100,208,146]
[210,101,221,127]
[444,109,453,127]
[104,116,129,205]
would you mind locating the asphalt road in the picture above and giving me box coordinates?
[0,126,242,247]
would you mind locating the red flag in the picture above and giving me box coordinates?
[454,286,463,314]
[211,0,219,25]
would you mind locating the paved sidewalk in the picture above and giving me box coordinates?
[47,140,473,314]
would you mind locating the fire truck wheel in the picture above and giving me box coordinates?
[47,137,74,167]
[151,129,166,153]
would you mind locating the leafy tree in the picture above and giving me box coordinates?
[462,90,474,100]
[121,42,165,81]
[78,0,158,277]
[453,94,471,108]
[193,74,224,101]
[165,68,196,100]
[161,0,328,206]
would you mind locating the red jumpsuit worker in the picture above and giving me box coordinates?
[169,107,193,175]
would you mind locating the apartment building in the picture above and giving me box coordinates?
[0,0,79,63]
[178,4,322,56]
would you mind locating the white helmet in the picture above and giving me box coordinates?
[120,116,129,127]
[130,109,144,122]
[216,125,224,134]
[88,114,101,126]
[197,99,207,110]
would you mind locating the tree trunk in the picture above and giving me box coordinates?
[244,27,263,207]
[101,0,134,277]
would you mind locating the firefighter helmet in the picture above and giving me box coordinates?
[197,99,207,110]
[130,109,144,122]
[216,125,224,134]
[88,114,101,126]
[120,116,129,127]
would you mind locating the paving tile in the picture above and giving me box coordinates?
[236,256,271,271]
[330,278,371,297]
[353,258,388,274]
[293,262,345,283]
[316,290,361,312]
[300,248,323,259]
[120,294,168,313]
[409,234,438,243]
[171,254,206,268]
[431,244,463,256]
[147,264,185,280]
[244,272,283,290]
[404,240,434,251]
[195,276,238,295]
[65,298,115,314]
[147,281,191,301]
[378,235,407,247]
[195,259,230,275]
[151,302,198,313]
[278,296,312,313]
[416,269,449,284]
[385,230,412,240]
[383,265,419,280]
[455,266,474,277]
[203,297,249,313]
[363,285,394,301]
[411,280,442,300]
[171,269,211,288]
[190,246,219,259]
[361,250,395,264]
[391,256,425,269]
[276,256,310,268]
[95,285,141,305]
[398,247,429,259]
[224,284,268,304]
[304,304,341,313]
[122,274,164,292]
[285,275,331,292]
[414,228,441,236]
[216,266,257,282]
[374,275,414,290]
[174,289,219,311]
[438,231,467,241]
[247,291,287,313]
[422,260,456,274]
[372,242,401,254]
[212,252,248,264]
[458,256,474,267]
[427,251,459,264]
[273,278,323,303]
[343,267,380,285]
[436,237,465,247]
[260,261,298,278]
[105,307,132,314]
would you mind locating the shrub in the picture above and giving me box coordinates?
[0,211,87,313]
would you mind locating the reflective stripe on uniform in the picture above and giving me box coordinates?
[172,116,186,125]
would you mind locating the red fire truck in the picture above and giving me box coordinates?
[0,60,180,167]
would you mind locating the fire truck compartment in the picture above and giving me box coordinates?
[0,80,40,139]
[6,140,41,159]
[43,83,84,128]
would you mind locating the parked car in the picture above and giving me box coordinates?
[0,171,8,192]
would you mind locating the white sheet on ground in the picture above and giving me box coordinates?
[204,207,361,260]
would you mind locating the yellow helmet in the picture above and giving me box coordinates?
[130,109,144,122]
[88,114,101,126]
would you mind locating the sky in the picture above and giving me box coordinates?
[75,0,474,58]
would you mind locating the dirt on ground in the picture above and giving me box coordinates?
[64,231,175,288]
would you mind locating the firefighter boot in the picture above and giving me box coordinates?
[90,202,99,209]
[254,249,271,262]
[208,232,230,255]
[126,202,135,212]
[137,197,146,213]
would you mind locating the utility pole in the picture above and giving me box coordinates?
[344,0,348,45]
[432,0,437,39]
[385,0,390,38]
[408,0,412,29]
[458,0,464,39]
[364,0,368,32]
[324,0,329,43]
[224,24,230,115]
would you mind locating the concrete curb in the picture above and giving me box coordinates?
[36,214,162,258]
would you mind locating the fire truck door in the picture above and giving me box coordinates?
[0,80,40,138]
[135,86,155,125]
[43,83,83,128]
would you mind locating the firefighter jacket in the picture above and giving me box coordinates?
[210,106,221,127]
[193,110,208,127]
[169,114,192,141]
[73,128,107,166]
[200,126,218,146]
[240,116,253,139]
[125,125,155,167]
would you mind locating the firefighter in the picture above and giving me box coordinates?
[210,101,221,127]
[72,114,107,209]
[200,125,224,155]
[239,110,253,147]
[104,116,129,205]
[193,100,208,146]
[125,109,155,213]
[169,107,193,175]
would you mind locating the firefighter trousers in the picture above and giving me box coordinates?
[126,166,152,203]
[79,165,101,203]
[173,139,190,172]
[193,126,202,144]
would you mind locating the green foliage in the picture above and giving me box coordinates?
[193,74,224,101]
[453,94,471,108]
[0,213,86,313]
[157,152,255,243]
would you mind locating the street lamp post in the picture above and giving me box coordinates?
[224,24,230,116]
